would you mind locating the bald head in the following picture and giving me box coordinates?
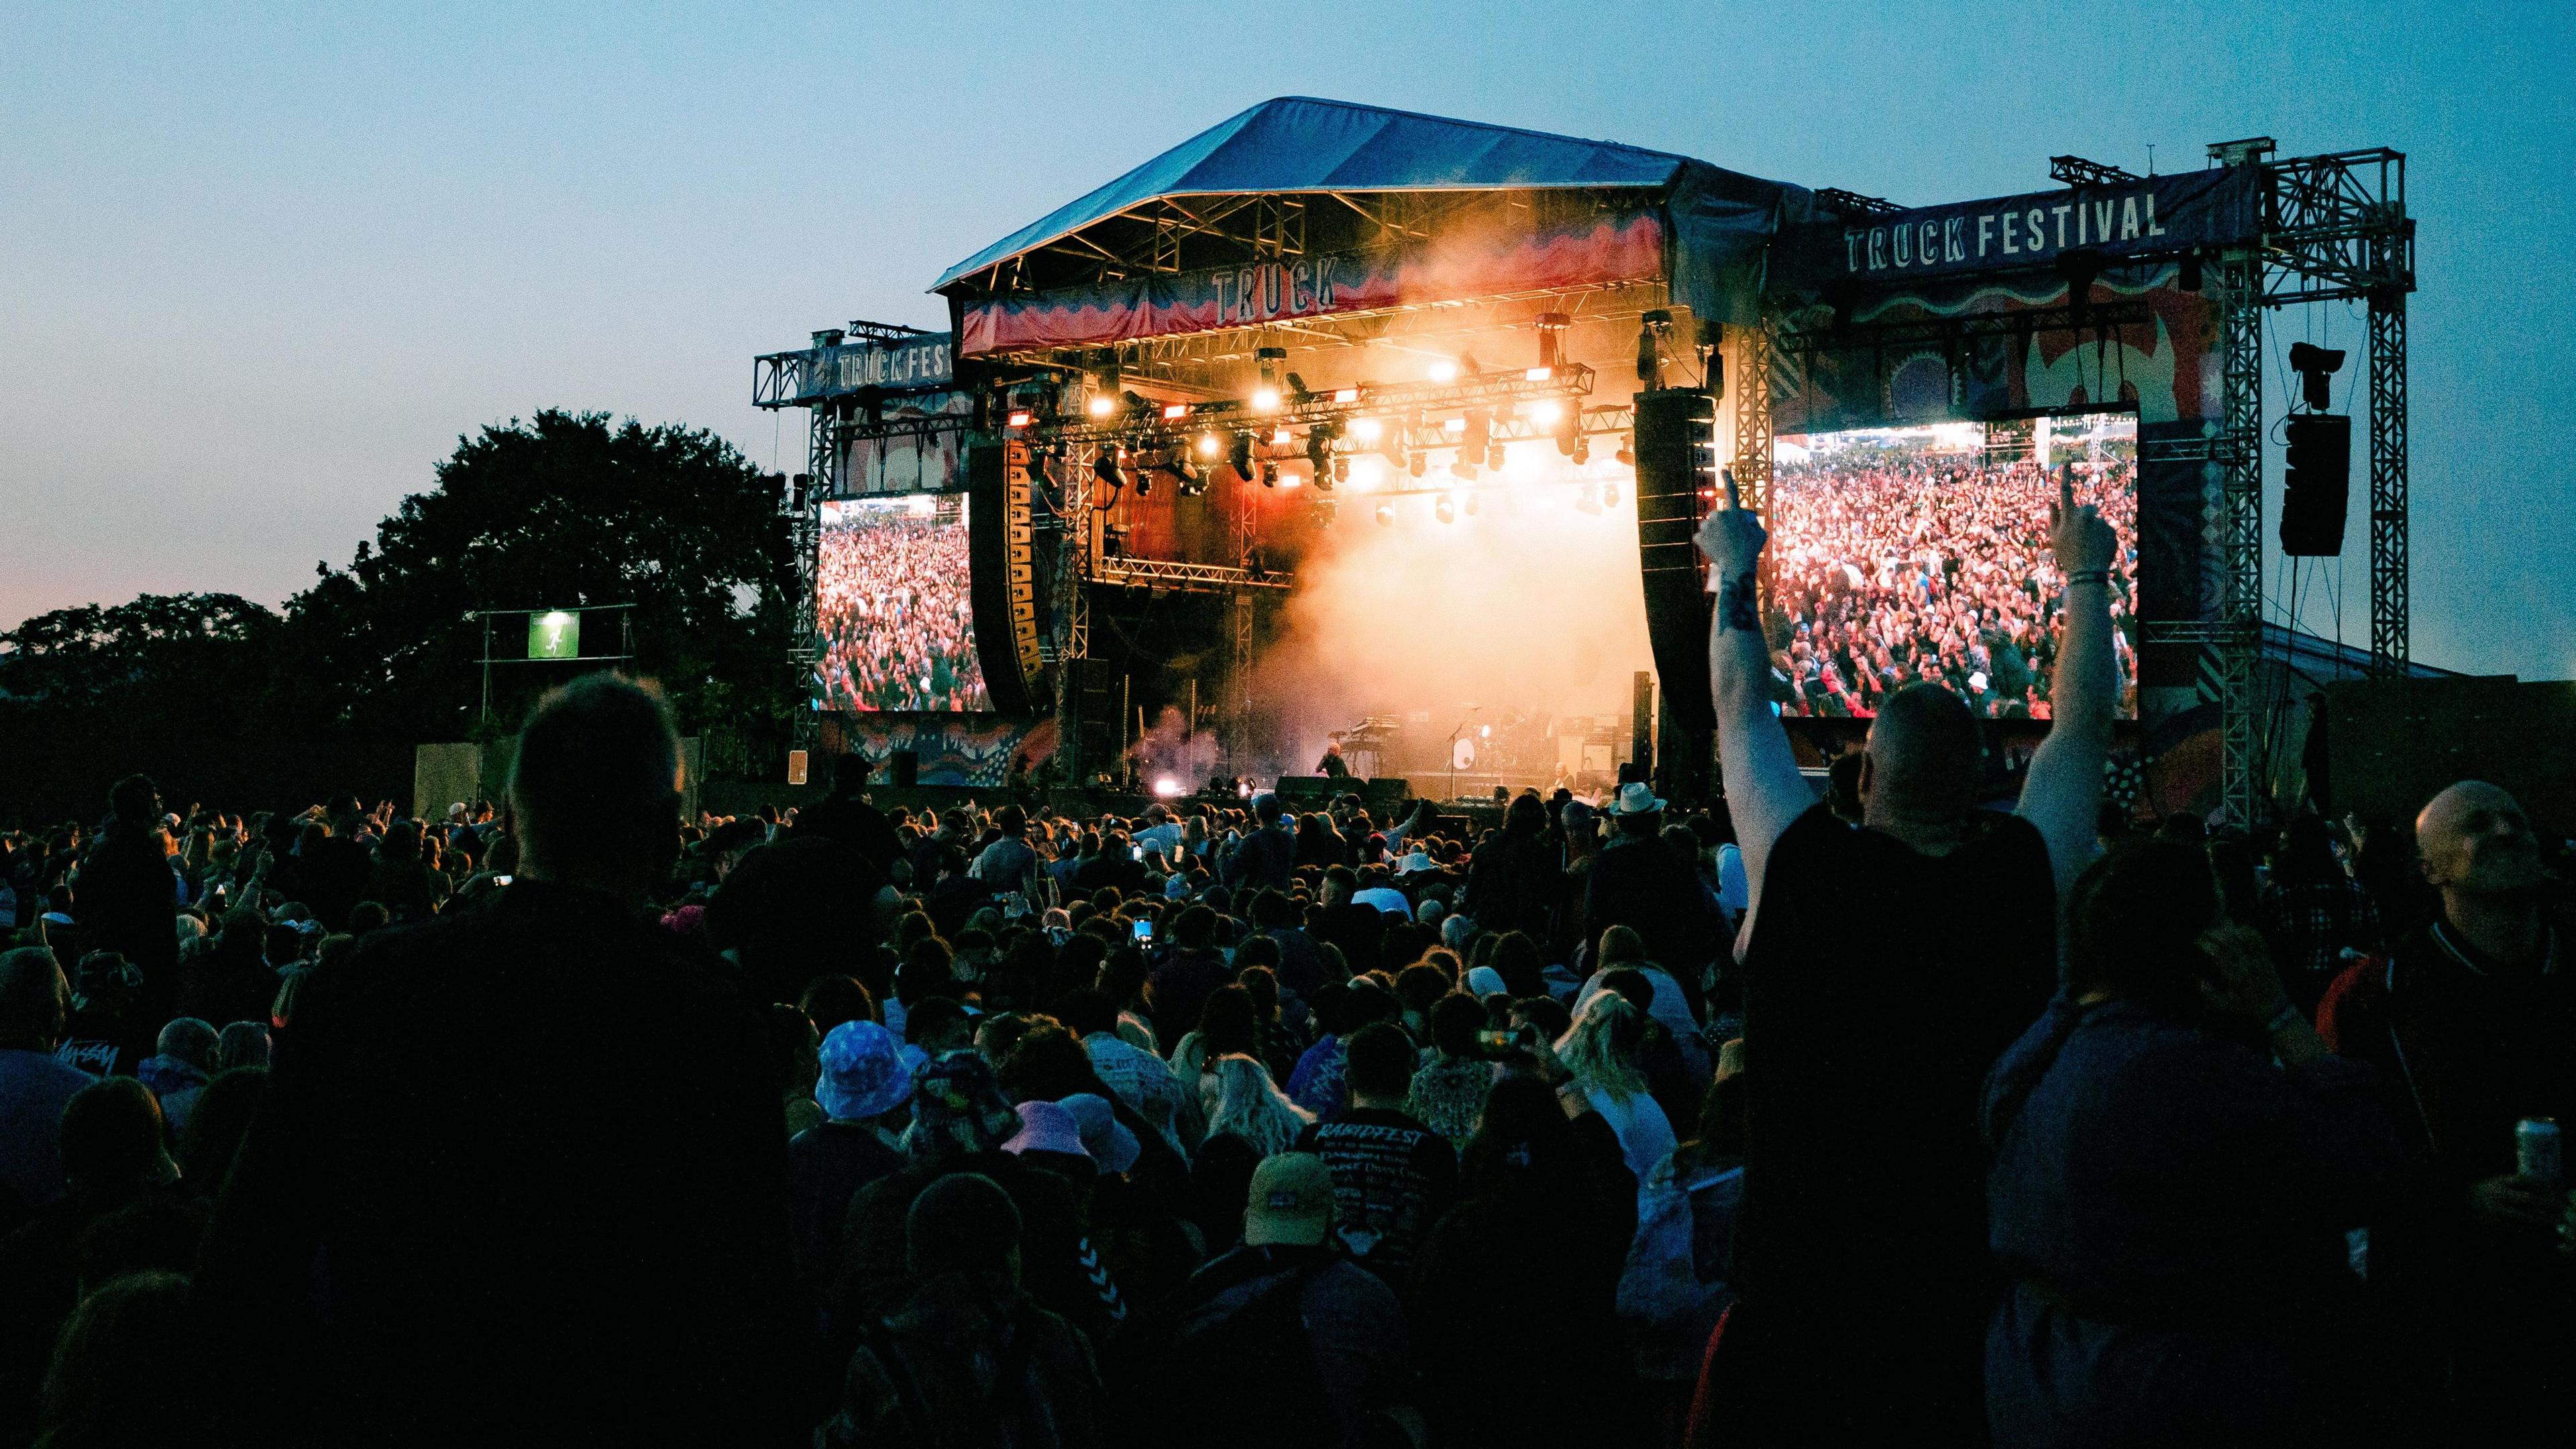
[1862,683,1984,822]
[2416,780,2543,898]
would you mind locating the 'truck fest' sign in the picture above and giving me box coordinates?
[1774,166,2263,290]
[956,207,1666,356]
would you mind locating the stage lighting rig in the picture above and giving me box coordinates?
[2287,342,2346,411]
[1638,310,1674,387]
[1091,446,1126,492]
[1229,432,1255,482]
[1260,462,1279,488]
[1305,420,1340,480]
[1536,312,1568,370]
[1375,502,1396,527]
[2048,154,2143,187]
[1436,494,1457,524]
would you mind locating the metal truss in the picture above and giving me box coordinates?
[1094,557,1293,593]
[1731,317,1775,515]
[1049,462,1093,782]
[1229,490,1256,773]
[753,351,810,411]
[2216,250,2266,830]
[1024,362,1597,449]
[786,402,837,757]
[2257,147,2413,676]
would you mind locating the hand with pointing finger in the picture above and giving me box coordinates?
[2049,468,2118,578]
[1694,469,1768,580]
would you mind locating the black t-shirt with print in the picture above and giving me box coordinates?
[1293,1106,1459,1285]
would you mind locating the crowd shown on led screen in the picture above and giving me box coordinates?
[1766,423,2139,720]
[813,496,989,712]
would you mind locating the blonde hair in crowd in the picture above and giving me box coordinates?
[1554,991,1650,1104]
[1199,1052,1313,1159]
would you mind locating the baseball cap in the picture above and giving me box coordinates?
[815,1020,912,1122]
[1242,1152,1334,1248]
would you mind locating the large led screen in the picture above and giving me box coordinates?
[813,492,991,712]
[1769,412,2138,719]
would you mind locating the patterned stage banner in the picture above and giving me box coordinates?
[957,208,1664,356]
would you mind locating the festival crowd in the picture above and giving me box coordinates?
[1768,451,2139,719]
[1,482,2570,1448]
[814,506,987,713]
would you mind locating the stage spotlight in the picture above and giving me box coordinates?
[1428,358,1458,382]
[1450,452,1479,480]
[1164,402,1190,421]
[1305,422,1336,476]
[1087,394,1115,419]
[1603,480,1621,508]
[1260,462,1279,488]
[1408,451,1426,478]
[1270,428,1291,446]
[1572,435,1590,464]
[1285,371,1311,400]
[1436,494,1457,524]
[1464,492,1480,516]
[1615,435,1635,466]
[1332,386,1360,403]
[1122,389,1150,417]
[1525,366,1554,382]
[1134,467,1152,496]
[1443,417,1467,433]
[1091,447,1124,492]
[1376,502,1395,527]
[1349,417,1382,443]
[1252,386,1281,413]
[1332,455,1349,484]
[2288,341,2347,411]
[1531,400,1564,426]
[1006,409,1035,429]
[1229,432,1255,481]
[1487,442,1507,470]
[1576,481,1603,515]
[1197,432,1222,458]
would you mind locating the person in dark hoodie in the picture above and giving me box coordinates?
[193,675,806,1448]
[72,777,180,1024]
[818,1171,1107,1449]
[839,1051,1124,1356]
[1408,1073,1640,1449]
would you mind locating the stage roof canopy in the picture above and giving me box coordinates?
[932,96,1811,324]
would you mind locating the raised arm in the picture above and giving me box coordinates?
[2017,470,2119,899]
[1695,473,1809,928]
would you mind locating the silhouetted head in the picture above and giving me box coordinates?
[507,674,682,902]
[1861,683,1984,824]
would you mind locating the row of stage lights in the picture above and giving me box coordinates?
[1005,331,1629,502]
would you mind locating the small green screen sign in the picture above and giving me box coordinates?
[529,610,580,660]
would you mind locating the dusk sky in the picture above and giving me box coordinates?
[5,1,2569,678]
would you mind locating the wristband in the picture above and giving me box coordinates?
[2263,1002,2303,1036]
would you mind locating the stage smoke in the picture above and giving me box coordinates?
[1254,448,1654,782]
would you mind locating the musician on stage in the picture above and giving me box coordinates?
[1316,737,1351,778]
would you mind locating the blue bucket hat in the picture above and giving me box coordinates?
[815,1020,912,1122]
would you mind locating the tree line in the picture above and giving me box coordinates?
[0,410,798,824]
